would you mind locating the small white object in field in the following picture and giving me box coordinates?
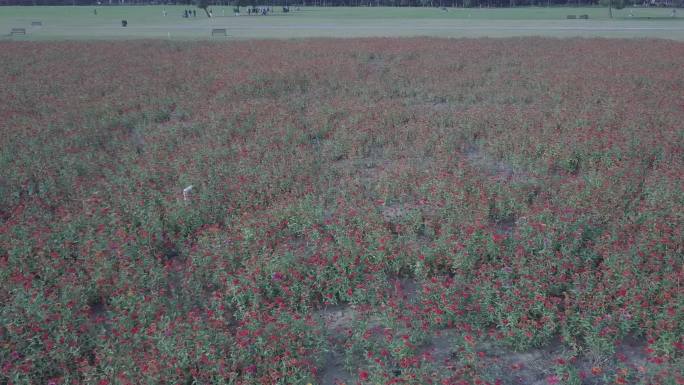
[183,185,194,201]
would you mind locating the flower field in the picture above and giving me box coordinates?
[0,38,682,385]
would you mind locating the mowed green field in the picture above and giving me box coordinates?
[1,5,684,40]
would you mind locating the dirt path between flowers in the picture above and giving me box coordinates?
[314,278,650,385]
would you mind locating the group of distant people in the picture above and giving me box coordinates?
[232,5,298,16]
[107,5,303,21]
[247,7,271,15]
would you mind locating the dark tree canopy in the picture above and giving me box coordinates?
[600,0,627,9]
[234,0,256,8]
[195,0,211,16]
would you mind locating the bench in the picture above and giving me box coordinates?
[579,14,589,19]
[31,21,42,27]
[566,15,577,19]
[10,28,26,35]
[211,28,227,37]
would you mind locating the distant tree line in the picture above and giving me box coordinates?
[1,0,681,7]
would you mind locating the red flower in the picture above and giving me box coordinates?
[359,370,369,381]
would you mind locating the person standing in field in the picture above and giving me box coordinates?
[163,8,167,16]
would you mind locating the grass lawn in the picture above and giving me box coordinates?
[1,5,683,40]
